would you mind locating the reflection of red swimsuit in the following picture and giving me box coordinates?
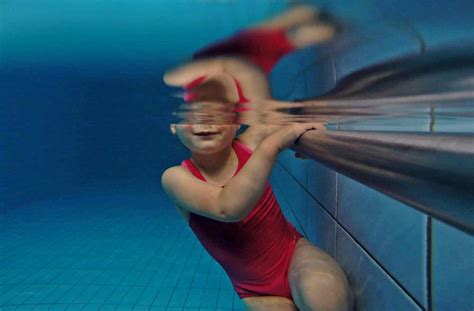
[181,140,302,299]
[193,28,296,73]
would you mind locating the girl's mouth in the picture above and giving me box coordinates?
[194,131,219,136]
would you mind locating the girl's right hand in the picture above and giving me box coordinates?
[264,123,319,153]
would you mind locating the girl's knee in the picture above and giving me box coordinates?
[289,240,353,310]
[292,268,353,311]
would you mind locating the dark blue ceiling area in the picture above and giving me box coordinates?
[2,0,473,206]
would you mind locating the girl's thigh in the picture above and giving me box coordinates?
[288,238,352,311]
[243,296,298,311]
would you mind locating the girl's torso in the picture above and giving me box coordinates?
[179,139,302,298]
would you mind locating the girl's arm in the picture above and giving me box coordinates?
[162,124,316,222]
[238,118,325,152]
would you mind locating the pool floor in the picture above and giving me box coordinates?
[1,182,246,310]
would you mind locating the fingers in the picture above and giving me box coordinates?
[164,57,271,100]
[184,74,241,103]
[164,58,225,86]
[255,5,321,30]
[267,123,317,152]
[164,57,258,86]
[286,23,336,48]
[294,152,309,159]
[293,124,317,145]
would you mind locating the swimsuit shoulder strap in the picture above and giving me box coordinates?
[181,159,207,181]
[181,140,252,181]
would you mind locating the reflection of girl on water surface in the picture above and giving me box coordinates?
[162,6,353,310]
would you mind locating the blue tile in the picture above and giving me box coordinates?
[120,286,146,305]
[161,273,179,288]
[271,45,334,101]
[338,175,427,307]
[412,18,474,51]
[205,274,221,290]
[135,286,159,305]
[307,160,337,216]
[272,181,305,236]
[105,286,131,304]
[432,116,474,133]
[286,79,306,101]
[336,227,422,311]
[49,305,71,311]
[147,271,166,288]
[82,305,103,311]
[9,284,46,305]
[184,288,203,308]
[432,220,474,311]
[1,284,30,305]
[176,273,194,289]
[270,55,304,100]
[73,285,102,304]
[200,289,218,308]
[120,270,142,286]
[168,288,189,307]
[190,273,207,289]
[272,163,306,236]
[338,115,431,132]
[232,292,245,310]
[304,55,336,98]
[278,151,307,187]
[24,284,58,304]
[306,196,336,257]
[216,290,234,309]
[66,304,87,311]
[89,286,116,304]
[219,274,234,291]
[152,287,174,307]
[333,25,421,82]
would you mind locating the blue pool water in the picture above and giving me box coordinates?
[2,182,247,310]
[3,0,474,310]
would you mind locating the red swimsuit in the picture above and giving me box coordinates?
[193,28,296,73]
[181,140,302,299]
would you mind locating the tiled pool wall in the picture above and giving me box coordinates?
[271,150,473,311]
[268,32,474,309]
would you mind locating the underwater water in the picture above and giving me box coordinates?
[173,48,474,234]
[3,0,474,310]
[2,182,249,310]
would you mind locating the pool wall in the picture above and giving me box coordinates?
[269,0,474,308]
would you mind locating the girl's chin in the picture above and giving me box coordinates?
[191,142,229,155]
[192,147,224,155]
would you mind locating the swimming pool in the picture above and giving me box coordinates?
[2,0,473,310]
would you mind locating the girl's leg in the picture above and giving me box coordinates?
[286,23,337,48]
[255,5,322,30]
[288,238,354,311]
[243,296,299,311]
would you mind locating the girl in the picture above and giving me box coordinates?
[162,6,351,310]
[161,104,352,311]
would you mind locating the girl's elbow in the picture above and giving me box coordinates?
[217,205,247,222]
[214,191,248,222]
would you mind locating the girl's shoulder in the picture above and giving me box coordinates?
[161,165,194,188]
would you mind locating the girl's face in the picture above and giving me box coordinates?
[171,101,239,154]
[171,123,239,155]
